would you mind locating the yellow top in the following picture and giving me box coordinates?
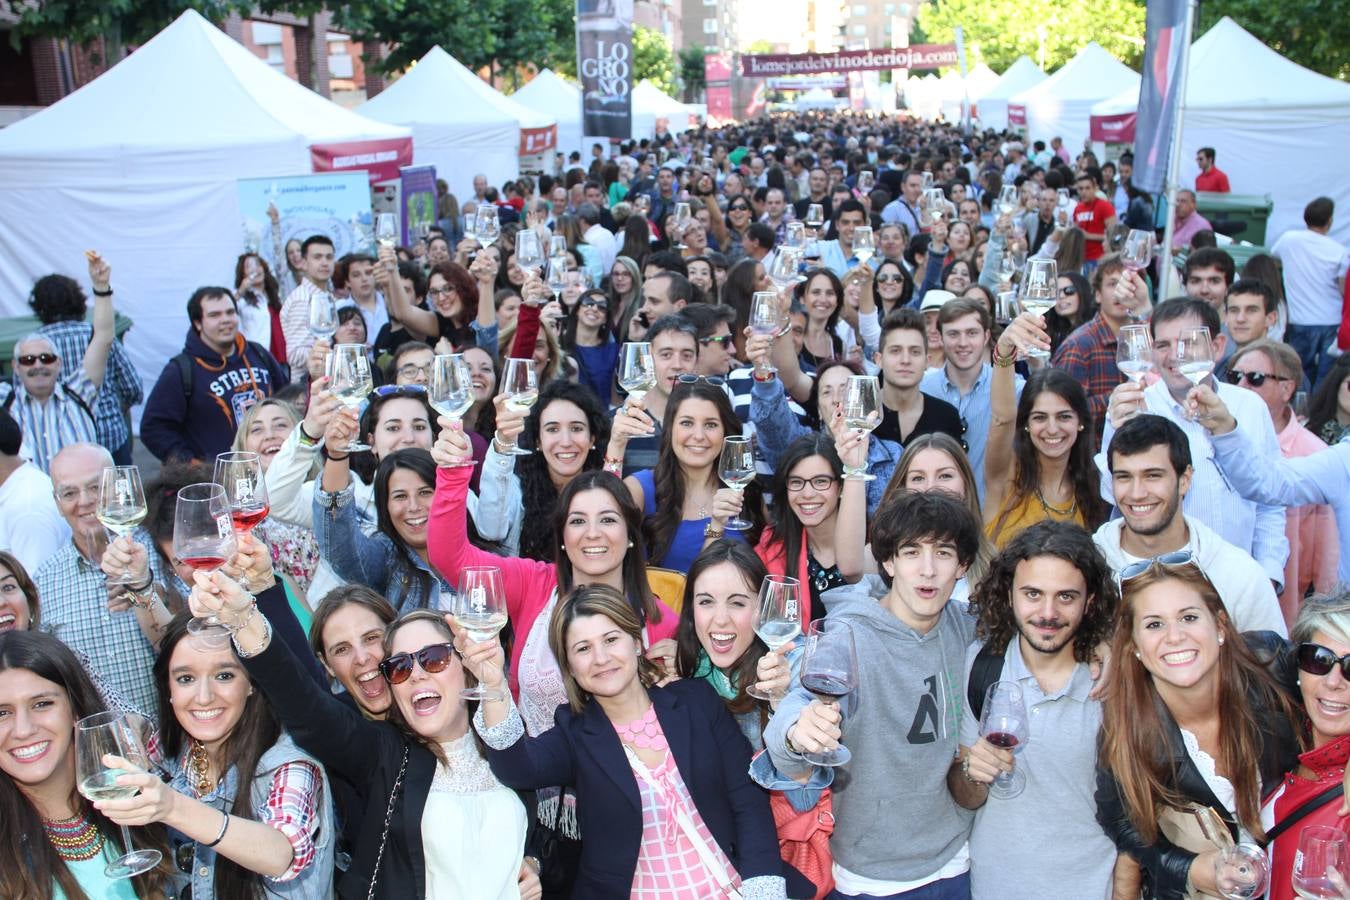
[986,489,1085,548]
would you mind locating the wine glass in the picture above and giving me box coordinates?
[97,466,147,585]
[213,452,269,534]
[785,221,806,250]
[798,618,858,767]
[429,354,477,468]
[376,213,398,250]
[672,201,693,248]
[329,344,374,451]
[618,342,657,401]
[1213,843,1269,899]
[841,375,881,480]
[980,681,1029,799]
[746,575,803,701]
[453,566,509,701]
[718,436,756,531]
[1293,825,1347,899]
[1019,258,1058,359]
[546,257,568,303]
[1121,229,1155,274]
[921,171,934,191]
[549,234,569,260]
[308,291,338,342]
[1116,324,1155,391]
[998,252,1017,288]
[749,291,783,374]
[474,206,500,247]
[997,185,1020,217]
[805,203,825,233]
[768,249,800,292]
[852,226,875,263]
[1294,390,1310,424]
[74,711,163,878]
[499,358,539,456]
[174,483,237,649]
[516,229,544,275]
[1175,326,1215,420]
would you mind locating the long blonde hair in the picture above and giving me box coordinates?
[231,398,318,480]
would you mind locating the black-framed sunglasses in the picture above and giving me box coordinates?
[371,384,428,399]
[1060,285,1078,297]
[579,297,609,311]
[875,273,905,284]
[676,373,726,386]
[1224,370,1288,388]
[699,335,734,348]
[17,352,58,366]
[378,642,456,684]
[1297,643,1350,680]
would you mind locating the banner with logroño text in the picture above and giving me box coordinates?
[741,44,957,77]
[576,0,633,139]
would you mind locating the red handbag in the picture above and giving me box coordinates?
[769,787,835,900]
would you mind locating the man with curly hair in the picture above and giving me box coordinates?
[948,520,1125,900]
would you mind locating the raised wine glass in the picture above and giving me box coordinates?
[746,575,803,701]
[618,342,657,401]
[75,711,162,878]
[213,451,269,535]
[997,185,1020,217]
[499,358,539,456]
[718,435,756,531]
[921,171,934,191]
[97,466,147,585]
[453,566,510,701]
[749,291,783,374]
[1175,325,1215,398]
[1213,843,1269,899]
[474,206,500,247]
[799,618,858,767]
[1018,258,1058,359]
[308,291,338,342]
[430,355,476,468]
[805,203,825,234]
[174,483,237,648]
[857,170,875,193]
[1121,228,1155,274]
[980,681,1029,799]
[851,226,875,263]
[376,212,398,250]
[1116,324,1155,400]
[329,343,374,451]
[841,375,881,480]
[672,201,693,249]
[768,249,800,292]
[549,234,569,260]
[545,257,569,304]
[516,229,544,275]
[785,221,807,251]
[1293,825,1347,899]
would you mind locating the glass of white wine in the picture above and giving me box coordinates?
[852,226,875,263]
[619,341,657,401]
[998,185,1020,217]
[329,343,374,451]
[719,435,756,531]
[842,375,881,481]
[746,575,803,701]
[431,354,476,467]
[75,711,162,878]
[516,229,544,275]
[1018,259,1058,360]
[455,566,509,701]
[1175,326,1214,420]
[672,201,693,249]
[97,466,147,585]
[1116,324,1155,388]
[376,213,398,250]
[308,292,338,342]
[474,206,500,247]
[749,291,783,375]
[500,358,538,457]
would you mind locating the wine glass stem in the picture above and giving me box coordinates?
[118,822,137,856]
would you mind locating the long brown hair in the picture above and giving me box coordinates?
[0,550,40,629]
[1098,564,1300,843]
[550,584,662,713]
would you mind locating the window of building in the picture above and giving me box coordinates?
[852,4,868,16]
[851,24,867,36]
[703,17,718,32]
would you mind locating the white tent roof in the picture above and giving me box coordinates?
[973,56,1045,130]
[632,79,696,139]
[1010,43,1137,152]
[938,63,1000,122]
[360,46,556,199]
[513,69,584,160]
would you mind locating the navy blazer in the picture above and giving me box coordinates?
[484,678,784,899]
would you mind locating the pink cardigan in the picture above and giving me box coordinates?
[429,464,678,695]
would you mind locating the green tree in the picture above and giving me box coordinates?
[679,46,708,101]
[9,0,252,62]
[1198,0,1350,79]
[916,0,1145,73]
[744,39,775,54]
[632,24,676,95]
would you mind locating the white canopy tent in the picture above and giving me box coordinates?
[938,63,999,124]
[0,9,410,406]
[360,46,556,200]
[632,80,696,139]
[977,56,1046,131]
[513,69,585,161]
[903,73,943,121]
[1090,16,1350,243]
[1009,43,1137,152]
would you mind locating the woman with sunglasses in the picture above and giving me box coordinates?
[94,613,337,900]
[183,562,543,899]
[873,258,915,320]
[468,584,789,899]
[1044,272,1096,356]
[563,289,620,405]
[721,194,756,263]
[0,631,173,900]
[1095,561,1311,899]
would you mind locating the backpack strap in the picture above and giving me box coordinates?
[966,642,1006,723]
[1263,784,1344,846]
[174,352,194,401]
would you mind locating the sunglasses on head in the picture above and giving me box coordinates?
[1117,549,1196,584]
[17,352,58,366]
[378,642,456,684]
[1224,370,1288,388]
[371,384,428,399]
[1298,643,1350,679]
[676,373,726,386]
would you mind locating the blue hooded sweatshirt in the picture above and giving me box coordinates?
[140,327,287,463]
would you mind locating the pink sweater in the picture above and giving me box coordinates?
[429,464,678,695]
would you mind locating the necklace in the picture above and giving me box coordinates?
[1035,486,1078,517]
[612,705,668,752]
[188,739,214,796]
[44,811,105,862]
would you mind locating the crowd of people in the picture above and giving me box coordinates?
[3,108,1350,900]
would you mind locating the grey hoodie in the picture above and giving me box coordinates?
[764,574,976,882]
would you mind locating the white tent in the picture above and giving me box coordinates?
[0,9,410,408]
[938,62,1000,124]
[513,69,585,161]
[977,56,1046,131]
[1009,44,1137,152]
[632,80,696,139]
[360,46,557,200]
[903,73,943,121]
[1090,16,1350,243]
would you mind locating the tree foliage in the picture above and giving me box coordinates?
[8,0,250,59]
[679,46,708,101]
[632,24,676,96]
[1198,0,1350,79]
[915,0,1145,73]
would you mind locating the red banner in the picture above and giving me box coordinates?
[741,44,957,77]
[310,138,414,184]
[1007,104,1027,127]
[520,125,558,156]
[1090,112,1136,143]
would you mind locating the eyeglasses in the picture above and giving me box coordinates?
[55,483,101,505]
[1297,643,1350,680]
[875,274,905,284]
[396,363,432,379]
[16,352,58,366]
[1117,549,1196,583]
[580,297,609,311]
[699,335,734,348]
[786,475,837,492]
[378,642,456,684]
[1224,370,1289,388]
[676,374,726,386]
[371,384,428,398]
[428,286,455,298]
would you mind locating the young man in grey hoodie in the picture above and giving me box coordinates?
[764,490,983,898]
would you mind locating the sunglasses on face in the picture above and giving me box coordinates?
[17,353,58,366]
[378,642,456,684]
[876,273,905,284]
[1060,285,1078,297]
[1224,370,1288,388]
[580,297,609,311]
[1117,549,1196,583]
[1297,643,1350,680]
[699,335,734,348]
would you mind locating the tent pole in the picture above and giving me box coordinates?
[1159,0,1198,297]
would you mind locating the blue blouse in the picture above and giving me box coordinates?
[632,468,744,571]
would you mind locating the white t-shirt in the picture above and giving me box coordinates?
[0,461,71,575]
[1271,228,1348,325]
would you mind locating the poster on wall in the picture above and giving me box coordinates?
[237,173,375,277]
[577,0,633,138]
[399,165,438,245]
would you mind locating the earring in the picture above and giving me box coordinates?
[1078,425,1085,432]
[1134,651,1141,659]
[1218,636,1224,646]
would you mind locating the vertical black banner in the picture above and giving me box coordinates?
[1133,0,1189,193]
[577,0,633,139]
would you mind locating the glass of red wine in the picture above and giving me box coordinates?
[798,618,858,767]
[214,451,275,591]
[174,483,238,649]
[980,681,1029,799]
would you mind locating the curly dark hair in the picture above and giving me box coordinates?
[28,274,86,324]
[516,380,611,560]
[967,520,1119,664]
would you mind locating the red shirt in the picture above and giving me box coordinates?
[1196,167,1231,193]
[1073,197,1116,261]
[1265,734,1350,900]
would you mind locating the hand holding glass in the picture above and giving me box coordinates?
[329,344,374,451]
[175,483,237,648]
[619,342,657,400]
[97,466,147,585]
[499,358,539,456]
[747,575,802,701]
[798,618,858,767]
[453,566,509,701]
[75,712,162,879]
[980,681,1029,799]
[718,436,756,531]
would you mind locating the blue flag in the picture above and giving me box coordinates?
[1133,0,1190,194]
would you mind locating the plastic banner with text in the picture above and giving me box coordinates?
[577,0,633,139]
[741,44,957,77]
[1132,0,1189,193]
[237,173,375,273]
[310,138,413,184]
[399,165,438,245]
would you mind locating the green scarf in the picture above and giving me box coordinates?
[692,650,739,700]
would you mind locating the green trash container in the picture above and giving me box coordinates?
[1195,192,1273,245]
[1222,242,1269,272]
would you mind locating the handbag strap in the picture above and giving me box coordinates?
[1263,784,1344,846]
[622,744,742,899]
[366,744,410,900]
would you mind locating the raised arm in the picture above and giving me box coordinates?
[827,409,868,580]
[747,354,811,469]
[265,379,336,527]
[82,252,116,389]
[984,312,1050,520]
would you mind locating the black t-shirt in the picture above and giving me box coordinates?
[872,392,964,446]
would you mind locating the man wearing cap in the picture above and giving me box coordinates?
[920,290,953,369]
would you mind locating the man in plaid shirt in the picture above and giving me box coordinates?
[1050,255,1151,448]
